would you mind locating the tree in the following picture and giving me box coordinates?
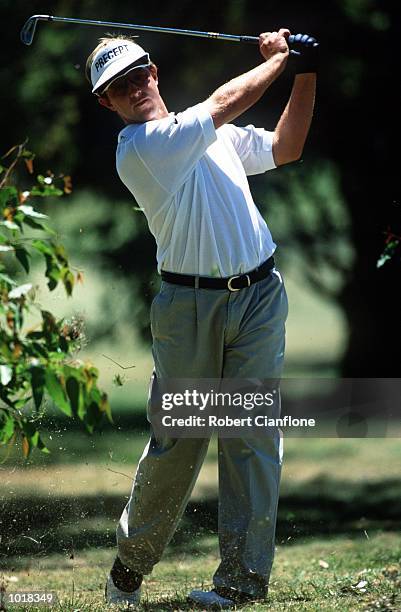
[313,1,401,375]
[0,142,111,458]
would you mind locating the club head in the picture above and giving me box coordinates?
[20,15,50,45]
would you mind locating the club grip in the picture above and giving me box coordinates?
[240,32,318,47]
[288,33,319,47]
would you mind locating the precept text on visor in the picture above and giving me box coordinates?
[94,45,130,72]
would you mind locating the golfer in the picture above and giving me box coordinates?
[87,28,316,608]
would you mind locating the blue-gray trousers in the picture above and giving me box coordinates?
[116,266,288,597]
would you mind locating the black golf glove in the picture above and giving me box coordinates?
[291,33,319,74]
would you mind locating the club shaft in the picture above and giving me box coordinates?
[55,15,260,43]
[21,14,318,49]
[21,14,260,45]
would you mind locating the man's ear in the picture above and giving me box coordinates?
[97,94,116,111]
[150,64,158,85]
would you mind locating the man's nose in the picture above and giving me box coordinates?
[127,79,141,91]
[127,80,143,97]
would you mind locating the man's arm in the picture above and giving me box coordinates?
[272,73,316,166]
[204,29,290,130]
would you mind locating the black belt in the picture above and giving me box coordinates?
[161,256,275,292]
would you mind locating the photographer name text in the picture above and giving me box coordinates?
[161,415,316,428]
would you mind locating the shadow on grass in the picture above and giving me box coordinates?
[1,476,401,566]
[138,597,270,611]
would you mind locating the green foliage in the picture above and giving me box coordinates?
[257,162,355,297]
[0,143,111,459]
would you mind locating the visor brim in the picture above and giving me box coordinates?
[92,52,151,95]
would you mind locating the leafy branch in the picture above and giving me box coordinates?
[0,142,111,459]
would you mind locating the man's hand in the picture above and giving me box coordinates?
[259,29,291,63]
[290,33,319,74]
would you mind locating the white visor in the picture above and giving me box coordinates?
[91,39,151,94]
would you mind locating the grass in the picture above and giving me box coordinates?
[1,532,401,610]
[1,437,401,610]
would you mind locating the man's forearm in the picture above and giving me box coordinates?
[273,73,316,166]
[205,53,288,130]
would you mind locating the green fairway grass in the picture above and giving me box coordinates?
[1,437,401,610]
[1,532,400,610]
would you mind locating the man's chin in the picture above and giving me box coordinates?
[132,103,155,121]
[124,105,166,124]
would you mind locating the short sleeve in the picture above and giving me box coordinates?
[118,103,216,196]
[221,124,276,175]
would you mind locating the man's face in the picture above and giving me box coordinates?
[97,64,167,124]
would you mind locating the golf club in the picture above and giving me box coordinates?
[20,14,318,51]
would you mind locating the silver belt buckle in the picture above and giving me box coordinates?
[227,274,251,292]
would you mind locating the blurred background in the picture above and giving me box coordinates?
[3,0,400,386]
[1,1,400,608]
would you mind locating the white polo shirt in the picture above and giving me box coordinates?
[116,102,277,277]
